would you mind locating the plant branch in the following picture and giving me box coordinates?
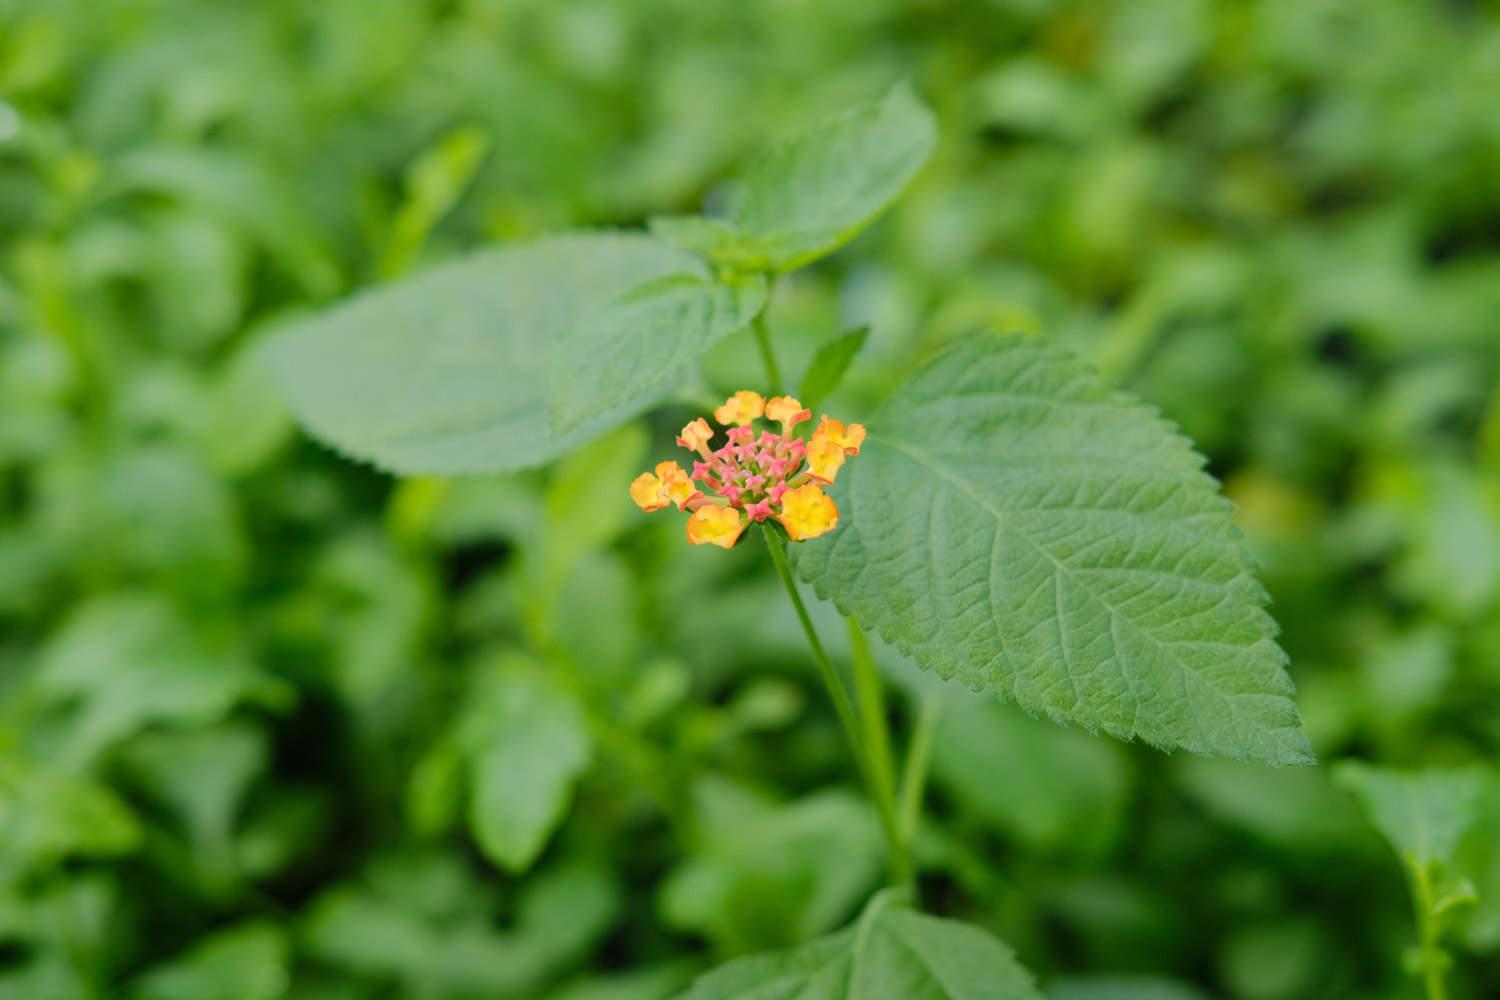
[764,528,907,883]
[1410,860,1448,1000]
[764,528,862,758]
[847,617,910,884]
[752,309,784,391]
[898,694,940,847]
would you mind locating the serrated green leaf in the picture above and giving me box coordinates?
[675,891,1041,1000]
[1334,763,1486,869]
[849,901,1041,999]
[460,660,593,873]
[796,333,1312,765]
[267,233,758,475]
[677,928,854,1000]
[725,85,937,272]
[798,328,869,410]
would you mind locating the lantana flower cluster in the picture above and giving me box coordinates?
[630,391,865,549]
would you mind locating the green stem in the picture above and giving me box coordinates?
[752,309,784,390]
[764,529,863,760]
[765,529,907,882]
[753,296,912,885]
[847,617,910,886]
[898,694,940,846]
[1411,861,1448,1000]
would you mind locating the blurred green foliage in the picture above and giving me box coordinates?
[2,0,1500,997]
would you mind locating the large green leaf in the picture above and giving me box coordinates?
[797,333,1312,765]
[675,890,1041,999]
[267,234,765,475]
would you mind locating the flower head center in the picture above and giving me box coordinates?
[630,390,865,548]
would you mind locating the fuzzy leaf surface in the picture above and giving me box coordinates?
[268,234,762,474]
[797,334,1312,765]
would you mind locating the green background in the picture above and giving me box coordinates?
[3,0,1499,997]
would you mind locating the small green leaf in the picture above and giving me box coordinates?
[301,850,618,997]
[36,594,292,766]
[931,698,1131,858]
[109,147,339,297]
[406,740,465,838]
[796,333,1312,765]
[119,723,268,851]
[649,216,752,267]
[727,85,938,272]
[459,659,592,873]
[676,890,1042,999]
[0,755,142,867]
[1335,762,1486,869]
[799,327,869,410]
[850,894,1041,998]
[659,786,883,953]
[268,233,758,475]
[202,340,293,477]
[381,124,491,278]
[132,922,288,1000]
[677,928,854,1000]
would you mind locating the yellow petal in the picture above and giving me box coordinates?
[806,437,846,484]
[713,390,766,427]
[630,473,669,512]
[685,505,747,548]
[766,396,811,429]
[815,415,866,455]
[656,461,699,509]
[778,484,839,541]
[678,418,714,452]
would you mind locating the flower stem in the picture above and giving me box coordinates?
[764,528,909,885]
[752,301,910,885]
[1411,862,1448,1000]
[764,529,861,754]
[847,617,911,885]
[898,694,940,846]
[752,309,784,390]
